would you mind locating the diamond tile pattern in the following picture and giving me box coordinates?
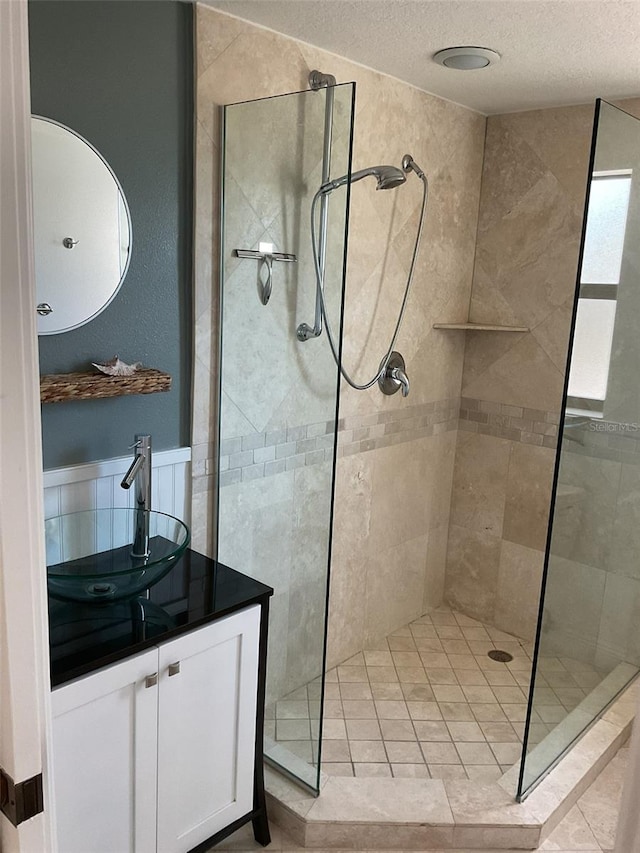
[269,604,603,780]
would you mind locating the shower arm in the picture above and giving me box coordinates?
[297,71,336,342]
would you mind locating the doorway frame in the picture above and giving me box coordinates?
[1,1,55,849]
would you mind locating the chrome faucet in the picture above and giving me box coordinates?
[389,366,410,398]
[378,351,410,398]
[121,434,152,559]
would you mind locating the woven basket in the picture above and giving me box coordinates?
[41,368,172,404]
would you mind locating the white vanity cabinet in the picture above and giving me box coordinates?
[52,605,261,853]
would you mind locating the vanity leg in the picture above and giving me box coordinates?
[252,809,270,847]
[253,600,271,846]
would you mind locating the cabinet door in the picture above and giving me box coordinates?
[156,606,260,853]
[51,649,159,853]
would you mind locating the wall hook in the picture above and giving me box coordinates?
[62,237,79,249]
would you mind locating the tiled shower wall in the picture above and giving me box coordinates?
[192,8,640,687]
[191,4,486,679]
[446,100,640,646]
[444,105,595,640]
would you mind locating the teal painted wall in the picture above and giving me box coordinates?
[29,0,193,469]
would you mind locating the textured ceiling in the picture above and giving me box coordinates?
[202,0,640,114]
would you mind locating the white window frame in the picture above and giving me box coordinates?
[567,169,632,417]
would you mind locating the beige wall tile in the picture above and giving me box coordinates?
[450,432,511,538]
[461,334,565,412]
[364,534,429,646]
[551,452,621,570]
[448,102,613,638]
[423,525,449,612]
[595,572,640,668]
[539,554,607,663]
[369,439,431,551]
[610,463,640,581]
[495,541,545,642]
[504,442,556,551]
[445,525,502,624]
[194,6,486,690]
[326,452,373,667]
[530,299,574,373]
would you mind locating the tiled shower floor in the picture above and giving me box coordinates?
[266,605,605,782]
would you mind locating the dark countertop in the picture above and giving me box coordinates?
[48,549,273,688]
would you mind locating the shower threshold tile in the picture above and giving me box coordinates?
[353,762,392,777]
[391,762,430,778]
[323,762,354,777]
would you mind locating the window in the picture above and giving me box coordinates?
[567,171,632,415]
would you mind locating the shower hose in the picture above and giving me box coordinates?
[310,172,428,391]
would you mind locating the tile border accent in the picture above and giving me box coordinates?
[209,399,460,487]
[196,395,640,487]
[460,398,640,463]
[459,398,559,449]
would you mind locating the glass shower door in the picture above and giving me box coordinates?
[217,83,355,792]
[519,100,640,799]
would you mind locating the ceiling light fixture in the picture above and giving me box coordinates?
[433,46,501,71]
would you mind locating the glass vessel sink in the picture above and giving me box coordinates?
[46,508,190,603]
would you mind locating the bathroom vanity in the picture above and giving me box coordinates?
[48,550,273,853]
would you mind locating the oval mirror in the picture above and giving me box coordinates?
[31,116,132,335]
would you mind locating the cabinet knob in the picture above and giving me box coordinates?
[168,662,181,677]
[145,673,158,688]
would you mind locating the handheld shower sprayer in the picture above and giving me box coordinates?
[320,165,407,195]
[301,149,428,400]
[298,69,429,398]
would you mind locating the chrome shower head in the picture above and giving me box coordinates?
[321,164,406,194]
[374,166,407,190]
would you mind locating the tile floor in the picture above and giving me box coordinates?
[212,742,630,852]
[267,605,604,782]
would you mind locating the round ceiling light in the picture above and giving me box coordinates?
[433,46,501,70]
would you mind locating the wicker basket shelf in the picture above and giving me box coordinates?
[40,368,172,404]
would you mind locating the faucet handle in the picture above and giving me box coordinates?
[129,435,151,451]
[378,351,409,398]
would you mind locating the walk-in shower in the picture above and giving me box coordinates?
[217,54,639,809]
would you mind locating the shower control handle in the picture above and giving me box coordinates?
[378,351,410,398]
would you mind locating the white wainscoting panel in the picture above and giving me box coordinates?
[43,447,192,523]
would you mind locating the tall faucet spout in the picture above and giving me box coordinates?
[121,434,152,559]
[121,454,144,489]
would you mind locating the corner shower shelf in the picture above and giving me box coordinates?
[433,322,529,332]
[40,368,172,404]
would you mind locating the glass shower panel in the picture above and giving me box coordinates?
[519,100,640,799]
[218,83,354,792]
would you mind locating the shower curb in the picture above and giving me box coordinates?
[265,682,636,850]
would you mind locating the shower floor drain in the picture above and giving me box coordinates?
[488,649,513,663]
